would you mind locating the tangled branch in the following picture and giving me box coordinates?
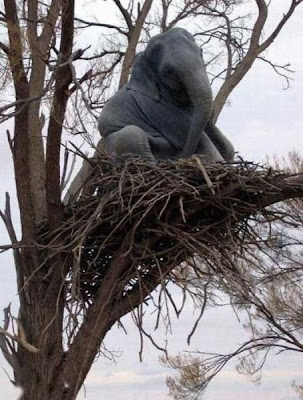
[37,155,303,325]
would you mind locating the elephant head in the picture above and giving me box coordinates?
[128,28,213,157]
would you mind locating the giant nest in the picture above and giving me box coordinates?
[40,154,303,307]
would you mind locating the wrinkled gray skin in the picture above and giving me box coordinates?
[98,28,234,162]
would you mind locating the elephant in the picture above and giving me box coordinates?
[63,28,234,205]
[98,28,234,162]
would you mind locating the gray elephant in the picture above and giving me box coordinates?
[98,28,234,162]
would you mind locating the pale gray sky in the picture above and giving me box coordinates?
[0,1,303,399]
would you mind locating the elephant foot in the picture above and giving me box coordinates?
[193,151,224,163]
[118,152,157,165]
[104,126,156,161]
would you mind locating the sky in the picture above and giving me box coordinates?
[0,1,303,399]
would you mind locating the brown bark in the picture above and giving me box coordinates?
[27,0,62,224]
[118,0,154,88]
[4,2,65,399]
[18,5,77,393]
[3,2,70,399]
[17,278,66,400]
[19,5,77,394]
[46,0,74,229]
[4,0,35,241]
[52,235,163,399]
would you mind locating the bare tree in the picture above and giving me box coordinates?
[0,1,302,400]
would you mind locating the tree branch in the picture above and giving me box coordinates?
[113,0,133,30]
[0,41,9,55]
[46,0,75,229]
[75,17,128,36]
[213,0,302,121]
[39,0,61,51]
[118,0,153,88]
[0,193,24,296]
[26,0,62,224]
[27,0,38,45]
[4,0,36,240]
[0,320,39,353]
[258,0,302,53]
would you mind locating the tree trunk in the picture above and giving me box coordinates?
[3,1,72,398]
[17,261,66,399]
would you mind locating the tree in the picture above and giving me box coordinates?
[0,1,302,399]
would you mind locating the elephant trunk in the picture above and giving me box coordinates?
[180,68,213,158]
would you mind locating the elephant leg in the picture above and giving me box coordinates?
[195,131,224,162]
[205,121,235,161]
[148,134,178,159]
[104,125,155,160]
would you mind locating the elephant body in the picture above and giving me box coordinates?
[98,28,234,162]
[99,85,193,156]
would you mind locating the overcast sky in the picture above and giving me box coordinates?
[0,1,303,399]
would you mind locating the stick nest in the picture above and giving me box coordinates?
[41,155,303,307]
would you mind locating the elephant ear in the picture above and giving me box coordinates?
[127,52,160,102]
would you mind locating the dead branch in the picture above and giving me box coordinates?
[0,193,24,294]
[45,0,75,229]
[213,0,303,120]
[0,321,39,354]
